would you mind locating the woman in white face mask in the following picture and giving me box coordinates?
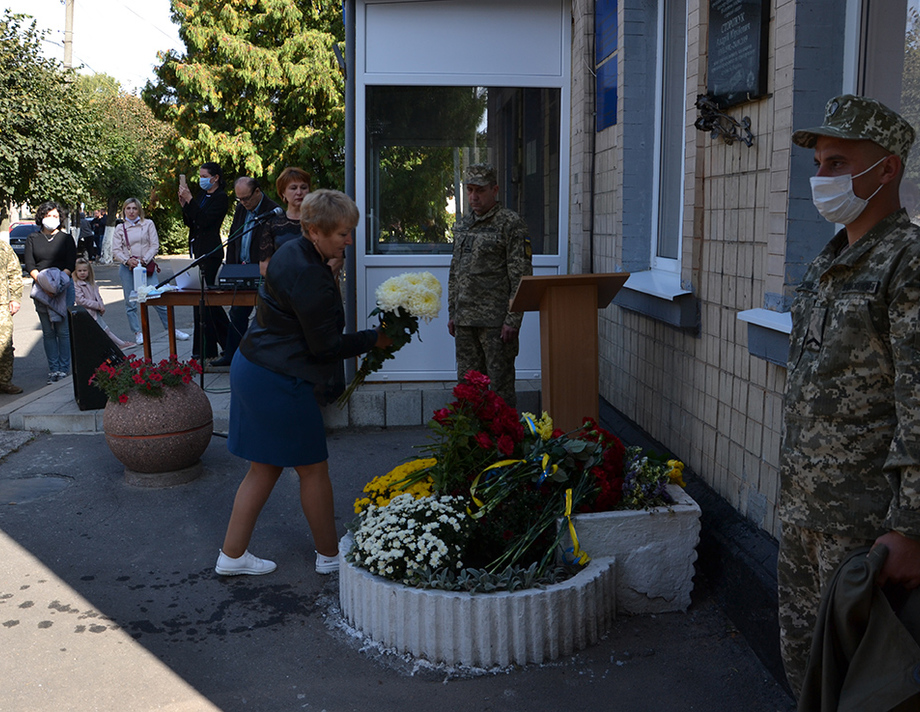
[23,201,77,383]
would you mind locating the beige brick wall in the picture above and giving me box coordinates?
[570,0,794,539]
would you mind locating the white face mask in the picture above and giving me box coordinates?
[42,216,60,231]
[809,156,887,225]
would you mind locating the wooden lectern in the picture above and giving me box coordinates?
[510,273,629,433]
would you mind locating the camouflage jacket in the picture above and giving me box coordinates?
[448,204,532,329]
[0,240,22,307]
[780,209,920,539]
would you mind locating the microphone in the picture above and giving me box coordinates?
[253,206,285,223]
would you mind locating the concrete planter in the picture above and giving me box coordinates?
[563,484,701,614]
[103,382,213,483]
[339,534,617,668]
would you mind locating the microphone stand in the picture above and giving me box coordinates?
[154,207,280,388]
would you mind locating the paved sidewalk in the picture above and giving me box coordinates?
[0,287,232,434]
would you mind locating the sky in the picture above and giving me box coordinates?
[4,0,183,92]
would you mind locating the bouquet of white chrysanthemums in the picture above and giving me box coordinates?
[348,493,468,584]
[338,271,442,405]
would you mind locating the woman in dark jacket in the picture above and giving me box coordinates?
[215,189,391,577]
[178,161,231,360]
[24,201,76,383]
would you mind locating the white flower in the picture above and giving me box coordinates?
[351,492,466,584]
[375,271,442,322]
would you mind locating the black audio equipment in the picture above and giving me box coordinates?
[68,306,126,411]
[216,263,261,290]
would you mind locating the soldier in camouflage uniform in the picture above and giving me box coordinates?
[779,95,920,697]
[0,238,23,394]
[448,164,533,408]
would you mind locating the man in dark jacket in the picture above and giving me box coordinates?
[212,177,279,366]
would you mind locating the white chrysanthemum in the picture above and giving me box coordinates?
[351,492,466,585]
[375,272,442,321]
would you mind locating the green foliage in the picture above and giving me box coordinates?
[411,562,574,593]
[143,0,347,197]
[0,12,97,219]
[91,355,202,404]
[76,75,176,225]
[148,207,189,255]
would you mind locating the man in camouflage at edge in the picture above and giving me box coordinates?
[779,94,920,696]
[0,238,23,394]
[448,164,533,408]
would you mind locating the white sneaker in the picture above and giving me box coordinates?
[135,332,144,345]
[175,329,190,341]
[315,551,340,575]
[214,549,276,576]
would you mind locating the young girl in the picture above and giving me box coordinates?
[72,258,135,350]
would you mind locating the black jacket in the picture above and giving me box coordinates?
[239,237,376,405]
[182,189,229,261]
[226,195,279,265]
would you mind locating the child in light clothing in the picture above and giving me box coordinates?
[73,258,135,350]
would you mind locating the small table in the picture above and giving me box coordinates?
[139,289,258,360]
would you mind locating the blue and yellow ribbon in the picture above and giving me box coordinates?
[563,488,590,565]
[467,459,524,517]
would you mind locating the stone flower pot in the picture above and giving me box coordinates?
[562,484,702,614]
[103,382,213,486]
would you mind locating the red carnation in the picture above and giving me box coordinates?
[464,370,491,388]
[474,432,493,450]
[496,434,515,456]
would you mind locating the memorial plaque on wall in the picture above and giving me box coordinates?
[708,0,769,108]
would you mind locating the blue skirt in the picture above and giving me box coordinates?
[227,351,328,467]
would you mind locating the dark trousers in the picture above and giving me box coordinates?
[192,253,229,360]
[224,304,254,360]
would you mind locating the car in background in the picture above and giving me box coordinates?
[6,221,36,263]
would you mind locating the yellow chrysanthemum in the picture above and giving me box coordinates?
[354,458,437,513]
[522,411,554,441]
[666,459,686,487]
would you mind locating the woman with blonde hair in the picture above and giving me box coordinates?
[72,257,134,349]
[216,189,391,576]
[112,197,189,345]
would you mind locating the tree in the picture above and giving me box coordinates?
[0,11,97,221]
[143,0,347,195]
[76,75,175,227]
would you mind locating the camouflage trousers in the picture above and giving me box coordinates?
[454,325,519,408]
[0,307,13,385]
[777,522,876,698]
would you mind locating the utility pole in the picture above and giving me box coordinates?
[63,0,74,68]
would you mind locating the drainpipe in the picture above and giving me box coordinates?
[588,4,597,274]
[344,0,357,378]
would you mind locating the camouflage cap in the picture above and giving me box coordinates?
[465,164,497,186]
[792,94,915,162]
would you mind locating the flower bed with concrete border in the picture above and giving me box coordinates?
[338,533,617,668]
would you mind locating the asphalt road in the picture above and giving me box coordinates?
[0,427,796,712]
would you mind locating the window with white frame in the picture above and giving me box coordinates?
[364,85,561,256]
[853,0,920,223]
[651,0,687,269]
